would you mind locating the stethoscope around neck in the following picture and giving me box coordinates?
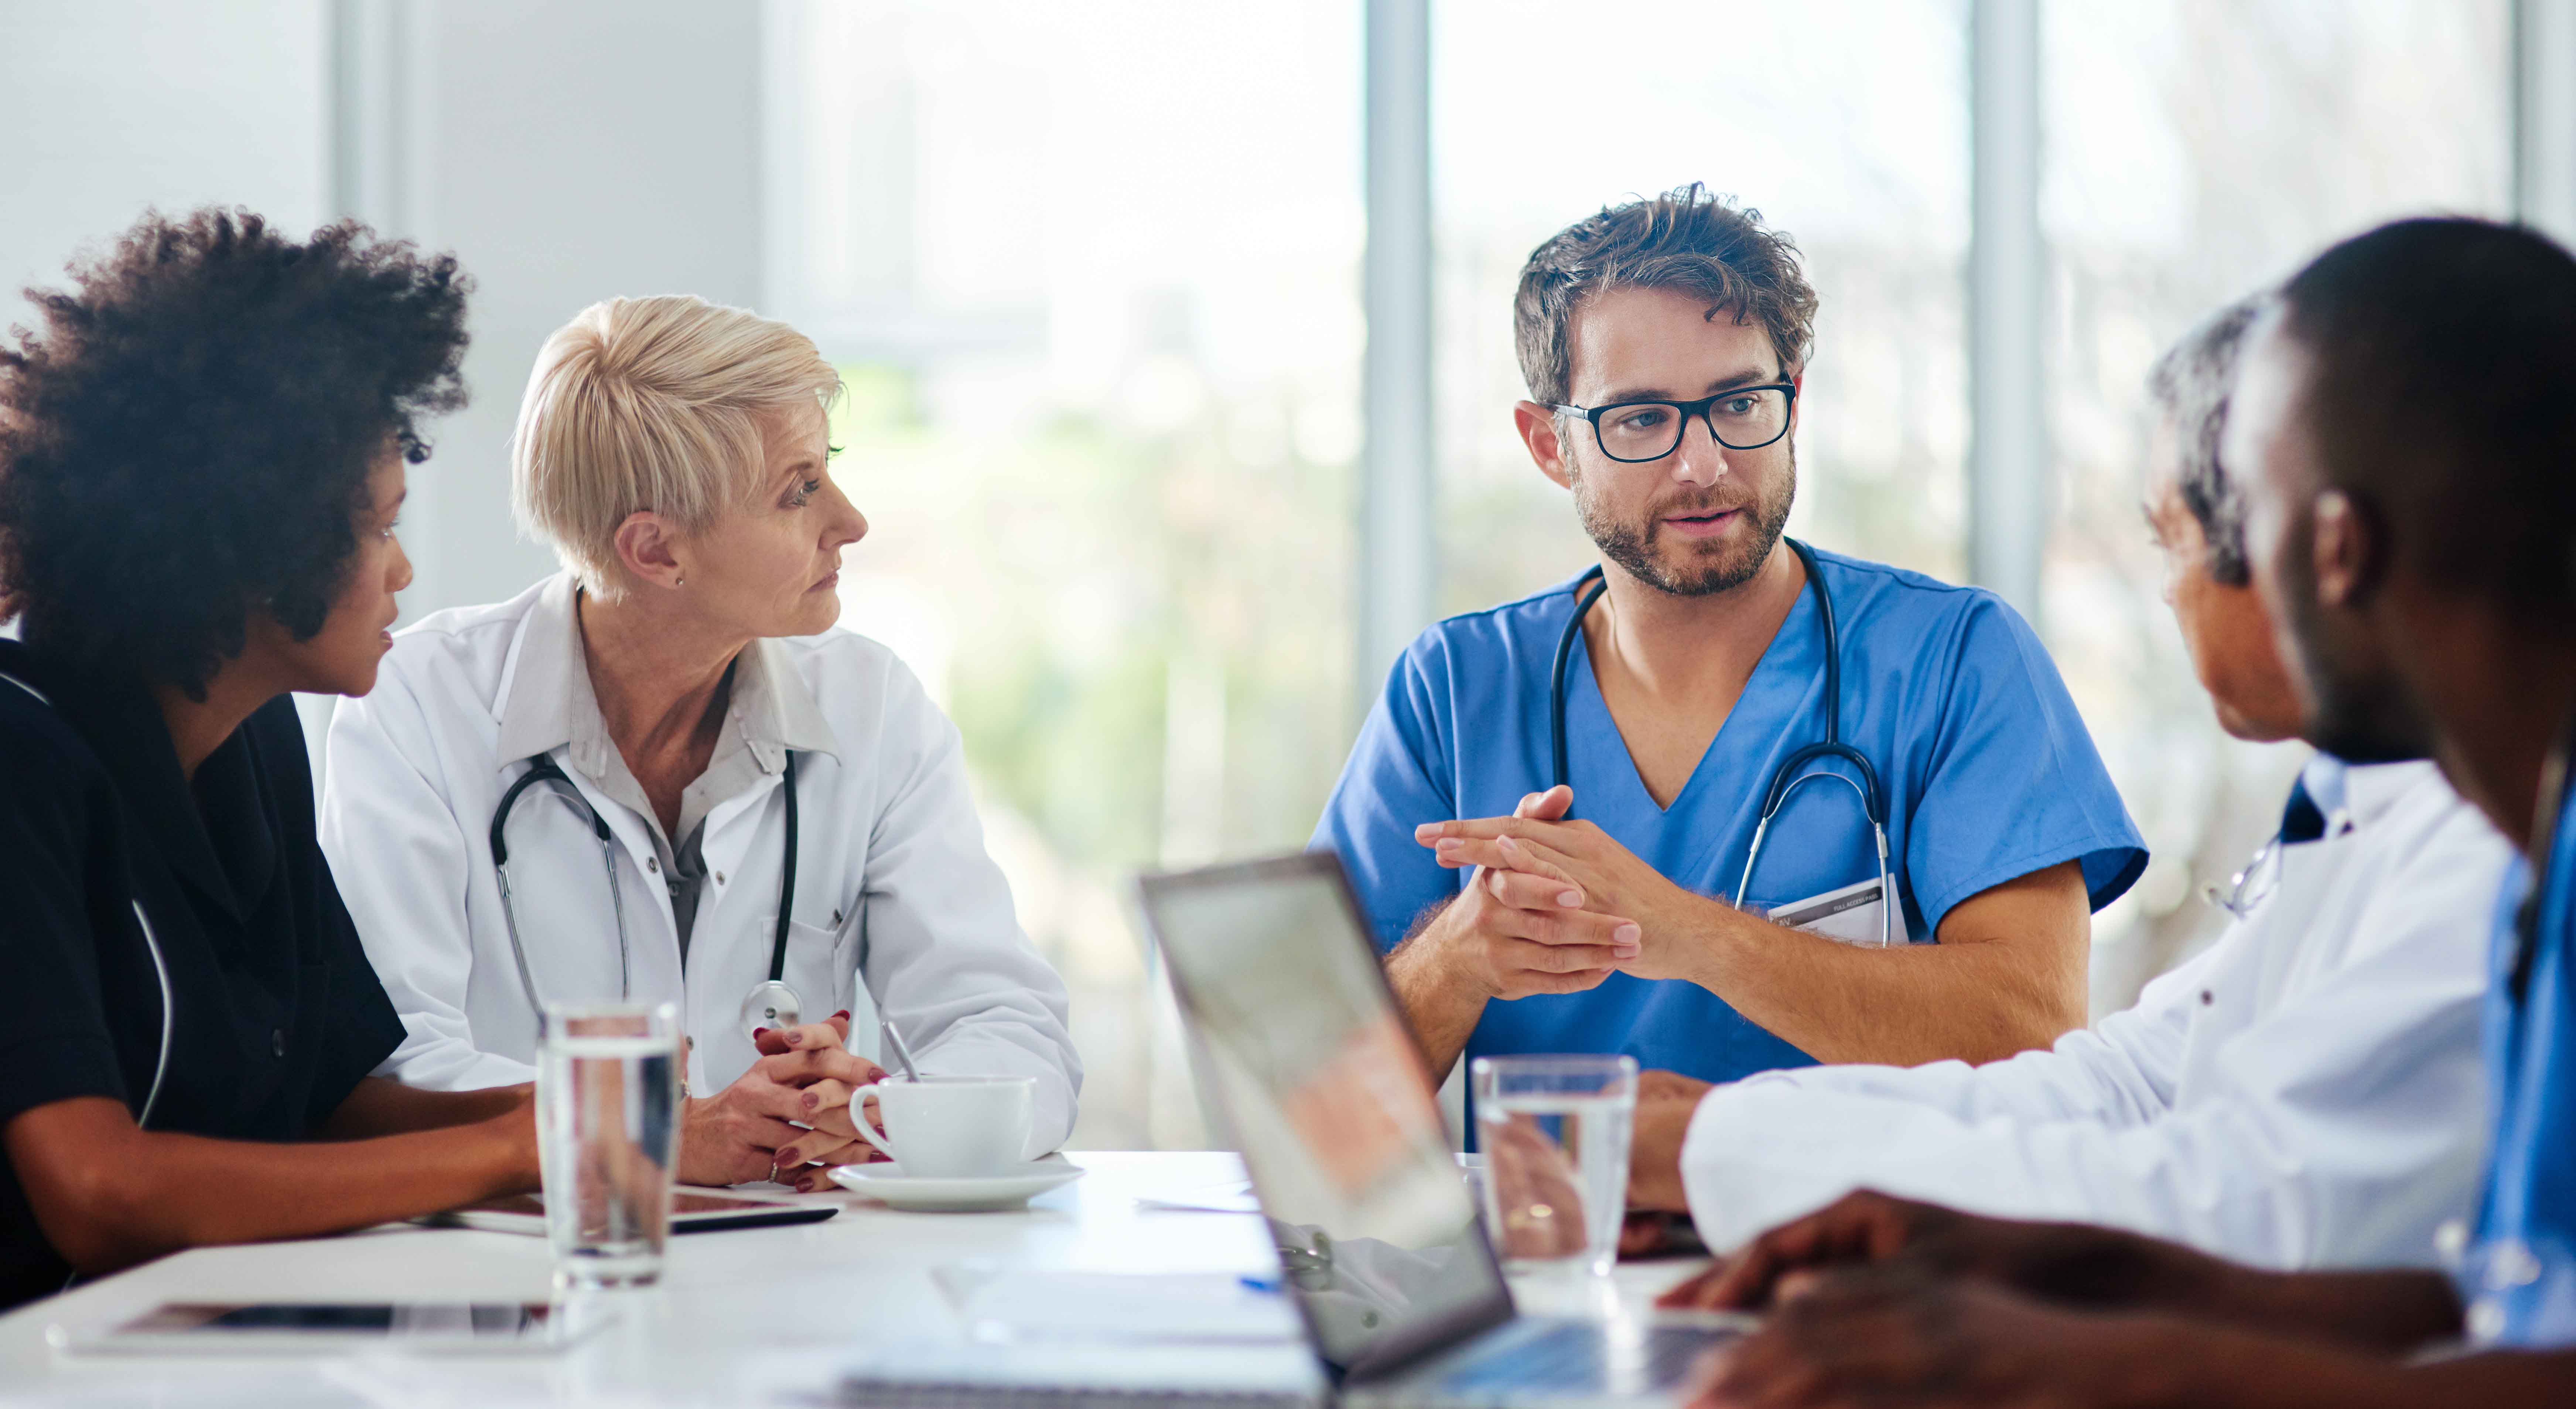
[489,750,806,1039]
[1546,537,1900,947]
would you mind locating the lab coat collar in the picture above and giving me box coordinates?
[0,639,274,922]
[492,574,840,779]
[2328,756,2436,837]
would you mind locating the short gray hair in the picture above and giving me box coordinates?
[2145,295,2265,586]
[511,295,840,599]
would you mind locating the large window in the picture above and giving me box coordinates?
[770,0,1362,1148]
[1433,0,1972,617]
[2038,0,2512,1006]
[770,0,2531,1146]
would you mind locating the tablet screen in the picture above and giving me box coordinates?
[116,1302,553,1337]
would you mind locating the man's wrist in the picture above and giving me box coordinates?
[1394,907,1491,1002]
[2125,1233,2254,1316]
[1672,889,1749,992]
[2091,1315,2220,1409]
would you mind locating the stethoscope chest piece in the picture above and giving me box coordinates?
[739,979,803,1040]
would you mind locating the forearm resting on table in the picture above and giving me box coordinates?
[2124,1319,2566,1409]
[1694,860,2089,1067]
[5,1094,536,1277]
[319,1075,530,1138]
[2172,1265,2462,1356]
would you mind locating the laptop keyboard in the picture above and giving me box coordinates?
[1432,1321,1730,1395]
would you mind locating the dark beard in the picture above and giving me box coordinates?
[2277,560,2435,763]
[1575,454,1796,598]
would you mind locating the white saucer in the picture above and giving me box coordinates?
[830,1155,1084,1211]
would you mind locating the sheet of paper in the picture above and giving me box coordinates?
[1133,1180,1262,1214]
[934,1267,1302,1345]
[1764,876,1900,947]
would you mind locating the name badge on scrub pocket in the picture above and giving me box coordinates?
[1760,876,1902,947]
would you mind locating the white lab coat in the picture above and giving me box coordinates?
[320,575,1081,1155]
[1680,758,2508,1269]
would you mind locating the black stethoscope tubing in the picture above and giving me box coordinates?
[2508,705,2576,1005]
[1546,537,1898,942]
[489,750,801,1028]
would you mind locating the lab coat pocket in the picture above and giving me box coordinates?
[779,916,876,1060]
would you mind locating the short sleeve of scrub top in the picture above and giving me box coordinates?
[2470,766,2576,1348]
[0,708,130,1128]
[1310,548,2147,1087]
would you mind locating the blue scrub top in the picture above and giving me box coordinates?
[1312,547,2147,1088]
[2472,769,2576,1347]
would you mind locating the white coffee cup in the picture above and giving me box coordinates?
[850,1075,1035,1177]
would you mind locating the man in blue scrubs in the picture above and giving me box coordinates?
[1315,185,2145,1088]
[1660,218,2576,1404]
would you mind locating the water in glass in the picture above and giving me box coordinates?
[1472,1055,1637,1277]
[537,1003,682,1289]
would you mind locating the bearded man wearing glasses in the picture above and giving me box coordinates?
[1313,185,2145,1158]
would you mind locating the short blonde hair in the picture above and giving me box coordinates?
[511,295,839,596]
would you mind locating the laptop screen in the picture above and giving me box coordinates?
[1138,853,1515,1381]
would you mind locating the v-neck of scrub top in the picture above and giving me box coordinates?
[1560,575,1825,886]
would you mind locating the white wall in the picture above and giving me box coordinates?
[0,0,327,334]
[345,0,768,619]
[4,0,766,771]
[3,0,767,626]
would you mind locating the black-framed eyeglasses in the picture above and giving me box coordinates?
[1552,383,1798,463]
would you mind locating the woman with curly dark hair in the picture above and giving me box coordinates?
[0,208,548,1309]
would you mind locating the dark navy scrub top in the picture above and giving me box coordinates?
[1313,549,2146,1089]
[0,640,404,1309]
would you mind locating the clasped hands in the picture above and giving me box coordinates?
[1411,784,1715,997]
[676,1011,891,1191]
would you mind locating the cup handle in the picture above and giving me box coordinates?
[847,1083,898,1163]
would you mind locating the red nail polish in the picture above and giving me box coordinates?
[752,1027,770,1038]
[833,1010,851,1020]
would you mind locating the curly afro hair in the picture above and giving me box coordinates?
[0,207,471,697]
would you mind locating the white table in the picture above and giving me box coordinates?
[0,1154,1703,1407]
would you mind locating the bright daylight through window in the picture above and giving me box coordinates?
[768,0,1363,1148]
[772,0,2517,1148]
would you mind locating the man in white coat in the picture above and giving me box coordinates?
[1624,297,2511,1270]
[322,295,1079,1190]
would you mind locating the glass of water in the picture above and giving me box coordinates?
[1471,1054,1637,1277]
[537,1002,683,1289]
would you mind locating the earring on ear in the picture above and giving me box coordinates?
[675,574,686,588]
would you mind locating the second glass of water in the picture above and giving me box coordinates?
[537,1002,683,1289]
[1471,1054,1637,1277]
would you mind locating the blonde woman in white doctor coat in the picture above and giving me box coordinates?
[321,295,1080,1191]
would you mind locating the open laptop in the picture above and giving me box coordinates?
[1138,851,1745,1408]
[838,850,1743,1409]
